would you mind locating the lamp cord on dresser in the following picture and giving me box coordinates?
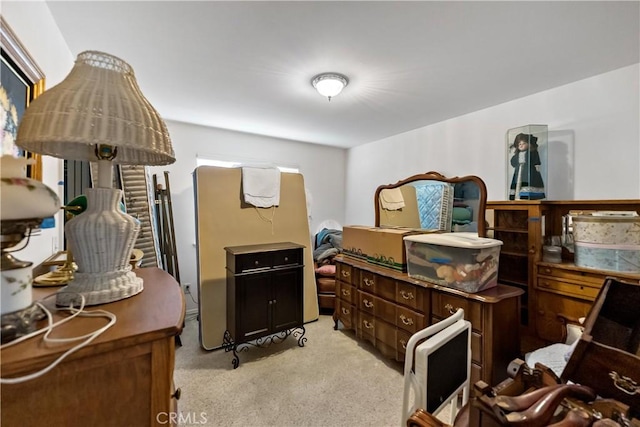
[0,293,116,384]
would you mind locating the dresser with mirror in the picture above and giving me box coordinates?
[334,172,523,386]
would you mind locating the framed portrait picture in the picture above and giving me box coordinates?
[1,16,45,181]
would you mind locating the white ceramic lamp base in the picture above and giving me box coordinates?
[56,188,143,306]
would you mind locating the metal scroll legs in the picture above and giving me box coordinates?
[222,327,307,369]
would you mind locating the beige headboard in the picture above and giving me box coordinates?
[194,166,319,350]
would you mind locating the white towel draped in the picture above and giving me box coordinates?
[242,166,281,208]
[380,188,405,210]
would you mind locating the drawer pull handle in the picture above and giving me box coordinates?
[284,256,289,262]
[539,281,550,288]
[400,290,414,300]
[399,314,414,326]
[342,289,350,296]
[254,260,259,266]
[363,299,374,308]
[342,307,350,315]
[545,268,552,274]
[172,387,182,400]
[444,303,460,315]
[610,371,640,395]
[364,278,374,287]
[399,339,407,349]
[341,270,351,278]
[363,320,374,329]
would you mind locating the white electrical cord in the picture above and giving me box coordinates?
[0,292,117,384]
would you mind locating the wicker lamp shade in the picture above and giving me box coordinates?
[14,50,175,306]
[16,51,175,165]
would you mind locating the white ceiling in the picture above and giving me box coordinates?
[46,1,639,149]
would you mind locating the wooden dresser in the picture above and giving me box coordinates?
[1,267,185,427]
[334,256,524,386]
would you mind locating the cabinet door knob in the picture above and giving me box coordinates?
[284,256,289,262]
[172,387,182,400]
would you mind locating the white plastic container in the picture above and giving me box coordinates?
[404,232,502,293]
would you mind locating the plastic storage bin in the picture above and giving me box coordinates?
[404,233,502,293]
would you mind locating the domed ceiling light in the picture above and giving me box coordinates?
[311,73,348,101]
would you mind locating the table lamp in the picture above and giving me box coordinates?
[1,156,60,342]
[16,51,175,306]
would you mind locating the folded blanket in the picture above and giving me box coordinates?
[380,188,405,210]
[242,166,281,208]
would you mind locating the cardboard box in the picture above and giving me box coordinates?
[368,227,432,271]
[561,277,640,409]
[342,225,430,271]
[404,232,502,292]
[342,225,377,261]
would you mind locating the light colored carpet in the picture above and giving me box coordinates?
[174,314,407,427]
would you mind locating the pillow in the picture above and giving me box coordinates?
[315,264,336,276]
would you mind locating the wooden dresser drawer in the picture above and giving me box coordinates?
[536,277,600,301]
[336,262,354,285]
[358,291,397,325]
[536,264,611,287]
[358,312,376,345]
[396,306,425,334]
[396,282,426,312]
[358,290,375,315]
[236,252,272,272]
[375,319,397,347]
[336,299,355,329]
[431,291,483,333]
[336,281,355,304]
[397,329,411,357]
[271,249,301,267]
[535,289,592,343]
[360,271,396,301]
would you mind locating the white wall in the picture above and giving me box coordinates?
[3,1,74,264]
[149,121,346,306]
[345,64,640,226]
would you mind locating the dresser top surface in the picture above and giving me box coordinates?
[336,255,524,303]
[224,241,305,255]
[1,267,185,375]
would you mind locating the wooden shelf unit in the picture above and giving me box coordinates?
[486,199,640,344]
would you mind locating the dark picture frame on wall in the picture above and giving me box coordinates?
[1,16,45,181]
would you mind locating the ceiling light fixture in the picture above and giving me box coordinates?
[312,73,348,101]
